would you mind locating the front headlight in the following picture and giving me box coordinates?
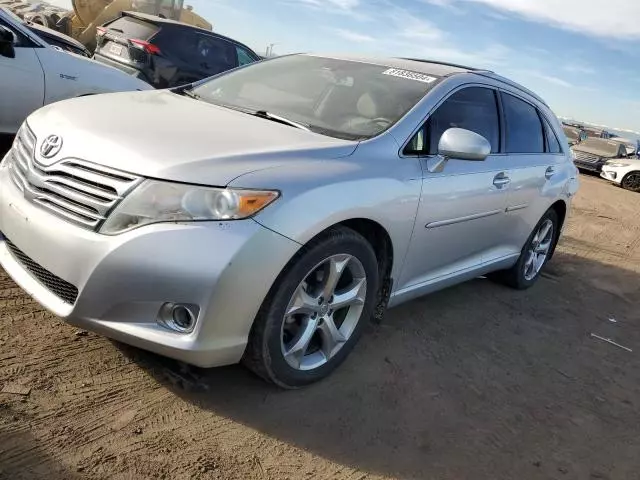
[100,180,279,235]
[606,162,631,168]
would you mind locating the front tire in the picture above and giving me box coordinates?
[621,172,640,193]
[243,227,379,388]
[491,209,559,290]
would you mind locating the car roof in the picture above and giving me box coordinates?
[121,11,211,32]
[119,11,257,54]
[310,54,482,77]
[305,54,549,107]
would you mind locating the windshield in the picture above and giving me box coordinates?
[191,55,440,140]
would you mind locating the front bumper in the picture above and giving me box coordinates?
[573,159,606,173]
[600,167,621,184]
[0,161,300,367]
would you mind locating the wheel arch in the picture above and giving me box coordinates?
[621,170,640,190]
[273,218,396,323]
[548,199,568,258]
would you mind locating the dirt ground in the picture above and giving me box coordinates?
[1,171,639,480]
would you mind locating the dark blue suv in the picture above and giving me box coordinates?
[93,11,259,88]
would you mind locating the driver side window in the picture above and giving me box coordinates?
[404,87,500,156]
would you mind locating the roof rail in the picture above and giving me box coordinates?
[474,71,549,107]
[399,57,493,73]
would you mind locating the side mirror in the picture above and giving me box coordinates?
[0,26,16,59]
[438,128,491,161]
[426,128,491,173]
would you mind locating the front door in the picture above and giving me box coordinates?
[0,17,44,134]
[397,86,511,293]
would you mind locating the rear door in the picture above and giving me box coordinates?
[0,17,44,134]
[499,92,566,257]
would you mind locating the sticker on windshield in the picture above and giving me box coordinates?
[382,68,437,84]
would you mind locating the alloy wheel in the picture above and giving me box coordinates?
[623,173,640,192]
[523,219,554,281]
[280,254,367,371]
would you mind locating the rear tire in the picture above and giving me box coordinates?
[621,172,640,193]
[490,209,559,290]
[243,227,379,388]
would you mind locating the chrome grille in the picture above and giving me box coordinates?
[573,151,601,164]
[7,125,142,230]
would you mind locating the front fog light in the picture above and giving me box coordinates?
[158,302,199,333]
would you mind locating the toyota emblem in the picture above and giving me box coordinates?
[40,135,63,159]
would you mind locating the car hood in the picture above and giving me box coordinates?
[27,90,358,185]
[572,145,616,158]
[606,157,640,167]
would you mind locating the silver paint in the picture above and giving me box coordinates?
[0,56,578,367]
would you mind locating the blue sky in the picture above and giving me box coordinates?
[51,0,640,133]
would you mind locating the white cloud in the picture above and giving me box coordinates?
[456,0,640,39]
[296,0,359,10]
[563,64,595,75]
[381,4,509,67]
[284,0,370,20]
[519,70,573,88]
[421,0,465,14]
[331,28,375,43]
[390,12,446,42]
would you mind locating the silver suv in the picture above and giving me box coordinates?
[0,54,579,387]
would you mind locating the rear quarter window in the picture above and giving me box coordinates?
[104,16,159,40]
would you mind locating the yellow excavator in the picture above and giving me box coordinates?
[1,0,211,52]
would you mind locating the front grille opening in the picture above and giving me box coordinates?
[36,199,99,223]
[33,186,101,216]
[47,180,113,203]
[45,169,119,197]
[66,162,136,183]
[5,238,79,305]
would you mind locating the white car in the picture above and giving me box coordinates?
[601,157,640,193]
[0,7,152,135]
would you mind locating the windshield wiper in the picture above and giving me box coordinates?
[252,110,310,131]
[179,89,201,100]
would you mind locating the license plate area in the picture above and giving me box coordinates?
[110,43,123,56]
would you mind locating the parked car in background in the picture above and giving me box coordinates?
[0,7,152,135]
[93,11,259,88]
[571,138,629,173]
[583,126,611,139]
[563,125,587,146]
[601,157,640,192]
[608,137,637,156]
[0,54,578,387]
[26,21,91,57]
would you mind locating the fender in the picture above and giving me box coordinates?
[230,134,424,283]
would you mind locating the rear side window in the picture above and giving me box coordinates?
[236,45,257,66]
[164,31,239,74]
[502,93,544,154]
[541,115,562,154]
[405,87,500,155]
[105,16,159,40]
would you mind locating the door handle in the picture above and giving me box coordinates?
[545,166,556,180]
[493,173,511,188]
